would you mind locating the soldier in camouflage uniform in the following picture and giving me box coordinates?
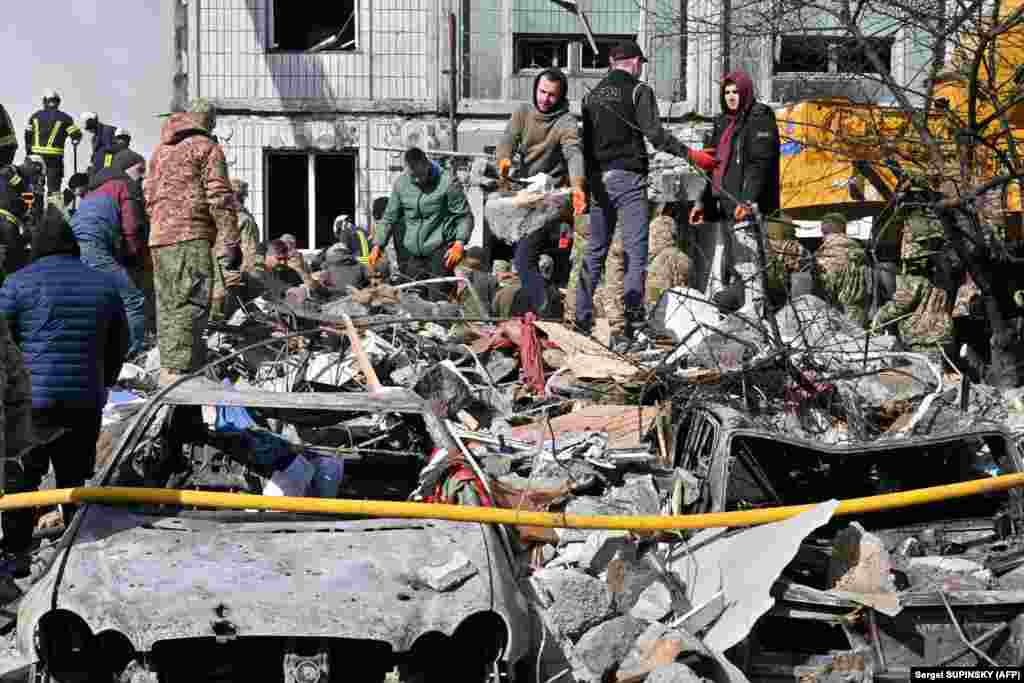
[871,209,957,353]
[233,180,260,272]
[643,215,691,308]
[597,213,691,340]
[813,212,868,325]
[145,100,240,385]
[759,214,802,307]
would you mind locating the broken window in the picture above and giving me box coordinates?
[110,395,434,504]
[775,36,830,73]
[833,37,894,74]
[725,434,1017,527]
[774,35,893,74]
[264,150,358,250]
[511,0,644,73]
[270,0,357,52]
[514,34,571,70]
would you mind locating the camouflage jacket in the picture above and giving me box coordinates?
[238,207,260,272]
[145,113,238,251]
[900,210,944,267]
[872,273,952,349]
[816,233,862,278]
[0,317,33,464]
[646,215,689,306]
[817,234,867,324]
[766,238,803,292]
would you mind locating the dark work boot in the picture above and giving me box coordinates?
[573,317,593,337]
[612,308,650,354]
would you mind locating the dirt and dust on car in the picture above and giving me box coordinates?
[4,258,1024,683]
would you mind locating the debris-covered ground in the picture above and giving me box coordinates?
[4,282,1024,681]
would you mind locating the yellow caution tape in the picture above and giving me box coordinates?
[1,472,1023,530]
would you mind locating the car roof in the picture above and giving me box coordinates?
[159,377,428,414]
[691,402,1019,455]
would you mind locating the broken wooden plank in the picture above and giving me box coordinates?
[534,321,639,381]
[509,404,661,450]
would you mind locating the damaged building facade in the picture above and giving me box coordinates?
[171,0,690,251]
[170,0,934,252]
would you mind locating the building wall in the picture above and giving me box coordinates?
[194,0,445,110]
[191,0,687,113]
[218,114,459,236]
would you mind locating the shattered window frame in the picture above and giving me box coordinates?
[721,432,1021,521]
[99,382,456,514]
[774,35,894,75]
[513,33,573,72]
[268,0,359,53]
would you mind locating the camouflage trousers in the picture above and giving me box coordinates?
[209,249,227,321]
[153,239,213,372]
[596,236,627,333]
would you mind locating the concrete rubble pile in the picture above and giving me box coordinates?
[5,277,1024,682]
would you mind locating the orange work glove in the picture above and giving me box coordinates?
[497,158,512,193]
[498,158,511,179]
[571,177,586,216]
[445,241,465,270]
[734,204,752,222]
[689,206,704,225]
[368,245,382,268]
[687,148,718,172]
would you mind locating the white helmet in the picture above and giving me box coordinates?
[41,89,60,102]
[81,112,98,125]
[114,127,131,139]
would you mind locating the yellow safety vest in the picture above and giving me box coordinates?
[30,116,79,157]
[355,230,371,266]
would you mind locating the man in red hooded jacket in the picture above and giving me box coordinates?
[690,70,781,317]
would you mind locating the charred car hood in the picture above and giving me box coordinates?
[20,508,497,652]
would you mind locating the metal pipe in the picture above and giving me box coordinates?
[4,472,1024,530]
[448,11,458,152]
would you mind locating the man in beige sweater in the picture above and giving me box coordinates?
[494,68,585,318]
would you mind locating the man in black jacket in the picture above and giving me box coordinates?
[576,40,716,348]
[690,70,781,317]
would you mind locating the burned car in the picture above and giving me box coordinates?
[672,401,1024,678]
[17,380,535,682]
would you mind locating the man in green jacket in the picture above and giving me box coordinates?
[369,147,473,300]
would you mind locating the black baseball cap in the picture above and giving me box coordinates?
[609,40,648,63]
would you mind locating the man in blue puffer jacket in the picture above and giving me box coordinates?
[71,148,147,356]
[0,207,128,572]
